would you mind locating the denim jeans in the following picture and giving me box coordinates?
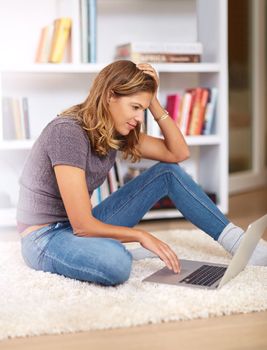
[21,162,229,286]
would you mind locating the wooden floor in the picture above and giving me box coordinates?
[1,187,267,350]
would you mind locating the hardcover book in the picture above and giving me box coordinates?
[166,94,180,121]
[49,17,72,63]
[188,88,209,135]
[116,42,203,55]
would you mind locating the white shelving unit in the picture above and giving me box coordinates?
[0,62,220,73]
[0,0,228,227]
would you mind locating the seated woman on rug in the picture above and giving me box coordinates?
[16,60,267,286]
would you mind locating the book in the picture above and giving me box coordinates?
[80,0,89,62]
[113,158,124,187]
[185,89,197,135]
[188,88,209,135]
[166,94,180,122]
[115,41,203,63]
[12,98,24,139]
[49,17,72,63]
[115,53,201,63]
[96,187,102,204]
[116,42,203,55]
[107,167,119,193]
[202,88,218,135]
[100,179,110,201]
[1,97,31,140]
[80,0,97,63]
[87,0,97,63]
[35,24,54,63]
[22,97,31,139]
[2,97,16,140]
[151,196,175,210]
[140,109,148,133]
[90,189,98,207]
[177,92,192,135]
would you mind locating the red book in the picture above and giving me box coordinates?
[166,94,180,121]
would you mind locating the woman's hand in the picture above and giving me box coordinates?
[138,230,180,274]
[136,63,159,102]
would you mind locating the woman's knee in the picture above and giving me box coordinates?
[81,238,132,286]
[100,242,133,286]
[153,162,183,176]
[42,235,133,287]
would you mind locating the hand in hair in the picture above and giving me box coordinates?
[136,63,159,99]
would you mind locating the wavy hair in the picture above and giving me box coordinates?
[60,60,157,162]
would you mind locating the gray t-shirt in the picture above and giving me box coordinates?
[16,116,117,231]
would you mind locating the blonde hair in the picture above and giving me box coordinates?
[60,60,157,162]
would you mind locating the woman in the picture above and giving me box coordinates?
[17,60,266,286]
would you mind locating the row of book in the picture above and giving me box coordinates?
[35,1,202,65]
[0,87,217,140]
[35,17,72,64]
[165,87,218,136]
[1,97,31,140]
[115,42,203,63]
[35,0,97,64]
[90,160,122,207]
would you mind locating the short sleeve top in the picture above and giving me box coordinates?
[16,116,117,227]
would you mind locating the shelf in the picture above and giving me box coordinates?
[152,135,221,147]
[0,62,221,74]
[0,207,180,227]
[0,208,16,227]
[0,135,220,151]
[185,135,221,146]
[0,201,225,228]
[0,140,35,150]
[0,63,105,74]
[154,63,220,73]
[0,207,182,226]
[0,210,178,227]
[143,209,182,220]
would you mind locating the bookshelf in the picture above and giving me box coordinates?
[0,63,220,73]
[0,0,228,227]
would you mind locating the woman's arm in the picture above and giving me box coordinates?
[54,164,180,273]
[138,97,190,163]
[137,63,190,163]
[54,164,141,242]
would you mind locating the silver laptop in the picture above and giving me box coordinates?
[143,214,267,289]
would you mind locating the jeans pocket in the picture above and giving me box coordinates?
[21,224,57,269]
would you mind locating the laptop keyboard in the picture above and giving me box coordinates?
[180,265,227,287]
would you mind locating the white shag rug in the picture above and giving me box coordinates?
[1,229,267,340]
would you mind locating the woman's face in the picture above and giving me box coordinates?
[108,91,152,136]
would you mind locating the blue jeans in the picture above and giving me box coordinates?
[21,162,229,286]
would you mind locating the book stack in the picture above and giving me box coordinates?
[35,17,72,63]
[115,42,203,63]
[165,87,218,136]
[1,97,31,140]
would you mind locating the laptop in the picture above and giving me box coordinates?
[143,214,267,289]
